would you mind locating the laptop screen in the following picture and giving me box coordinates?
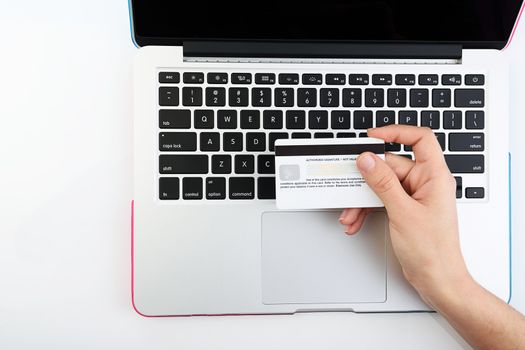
[130,0,523,48]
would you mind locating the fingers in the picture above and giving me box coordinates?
[339,208,364,225]
[345,208,372,235]
[357,152,412,214]
[385,152,415,182]
[368,125,446,165]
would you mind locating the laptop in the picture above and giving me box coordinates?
[129,0,523,316]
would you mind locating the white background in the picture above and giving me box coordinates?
[0,1,524,349]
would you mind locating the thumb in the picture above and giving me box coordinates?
[357,152,411,213]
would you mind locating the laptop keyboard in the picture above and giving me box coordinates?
[157,70,486,202]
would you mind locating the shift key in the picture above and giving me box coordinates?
[445,155,484,173]
[159,155,208,174]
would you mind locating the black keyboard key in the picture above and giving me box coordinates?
[309,110,329,129]
[435,132,446,151]
[432,89,451,107]
[320,88,339,107]
[449,133,484,152]
[159,87,179,106]
[159,155,208,174]
[275,88,294,107]
[385,142,401,151]
[442,74,461,85]
[466,111,485,129]
[286,110,306,129]
[354,111,373,129]
[263,110,283,129]
[331,110,351,129]
[223,132,243,151]
[212,155,231,174]
[404,145,413,152]
[240,110,260,129]
[182,177,203,200]
[421,111,440,129]
[337,132,357,138]
[419,74,439,86]
[291,132,312,139]
[205,87,226,106]
[200,132,220,152]
[183,72,204,84]
[159,177,180,200]
[235,155,255,174]
[455,177,462,199]
[246,132,266,151]
[279,73,299,85]
[410,89,429,107]
[159,132,197,151]
[229,88,249,107]
[206,177,226,200]
[349,74,369,85]
[314,132,334,138]
[387,89,407,107]
[182,87,203,106]
[207,72,228,84]
[229,177,255,199]
[466,187,485,199]
[255,73,275,85]
[326,74,346,85]
[194,110,214,129]
[159,109,191,129]
[395,74,416,85]
[376,111,395,127]
[455,89,485,108]
[465,75,485,86]
[231,73,252,84]
[258,177,276,199]
[269,132,289,151]
[297,88,317,107]
[445,155,484,173]
[444,111,462,129]
[372,74,392,85]
[303,73,322,85]
[399,111,417,126]
[159,72,180,84]
[342,88,362,107]
[365,89,384,107]
[252,88,272,107]
[359,132,368,138]
[258,155,275,174]
[217,110,237,129]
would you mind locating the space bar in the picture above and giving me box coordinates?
[159,155,208,174]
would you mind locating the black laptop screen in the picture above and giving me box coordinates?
[131,0,523,48]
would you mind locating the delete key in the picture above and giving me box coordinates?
[274,138,385,210]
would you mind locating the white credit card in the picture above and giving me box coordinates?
[274,138,385,210]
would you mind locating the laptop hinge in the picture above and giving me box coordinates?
[183,41,462,60]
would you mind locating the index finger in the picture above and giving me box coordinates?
[368,125,445,164]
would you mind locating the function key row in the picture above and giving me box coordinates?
[159,87,485,108]
[159,72,485,86]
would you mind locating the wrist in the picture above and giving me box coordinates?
[418,268,477,313]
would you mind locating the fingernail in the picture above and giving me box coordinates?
[338,209,348,222]
[357,153,375,173]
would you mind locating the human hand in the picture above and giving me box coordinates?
[339,125,471,306]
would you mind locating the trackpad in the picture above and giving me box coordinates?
[261,211,387,304]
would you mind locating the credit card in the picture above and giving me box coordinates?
[274,138,385,209]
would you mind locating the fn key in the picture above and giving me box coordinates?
[159,177,179,200]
